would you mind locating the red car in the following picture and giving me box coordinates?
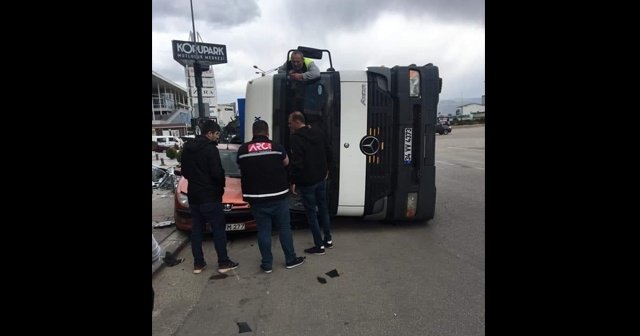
[173,143,257,232]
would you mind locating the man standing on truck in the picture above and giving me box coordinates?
[288,111,333,255]
[279,50,321,113]
[280,50,320,82]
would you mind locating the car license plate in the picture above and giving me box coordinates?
[225,223,245,231]
[403,127,412,165]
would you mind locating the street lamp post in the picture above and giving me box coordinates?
[253,65,267,76]
[190,0,206,118]
[253,64,279,77]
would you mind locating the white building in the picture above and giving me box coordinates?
[152,71,191,136]
[185,65,217,117]
[456,103,485,121]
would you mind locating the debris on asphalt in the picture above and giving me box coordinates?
[317,276,327,284]
[325,269,340,278]
[153,221,174,228]
[162,251,184,267]
[237,322,252,333]
[209,274,228,280]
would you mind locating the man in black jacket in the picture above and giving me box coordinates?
[180,119,239,274]
[288,111,333,255]
[236,120,305,273]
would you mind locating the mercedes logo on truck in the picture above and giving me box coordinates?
[359,135,380,156]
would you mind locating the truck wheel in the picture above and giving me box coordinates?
[443,130,450,135]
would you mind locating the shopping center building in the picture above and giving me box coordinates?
[151,70,191,136]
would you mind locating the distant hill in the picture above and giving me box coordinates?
[438,97,483,117]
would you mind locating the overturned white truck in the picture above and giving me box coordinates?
[244,46,442,222]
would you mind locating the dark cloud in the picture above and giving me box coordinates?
[282,0,484,30]
[152,0,261,30]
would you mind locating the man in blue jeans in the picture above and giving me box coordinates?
[237,120,305,273]
[288,111,333,255]
[180,119,239,274]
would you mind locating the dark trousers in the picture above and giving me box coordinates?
[189,202,231,266]
[299,180,332,248]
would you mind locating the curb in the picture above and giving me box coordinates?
[152,228,190,277]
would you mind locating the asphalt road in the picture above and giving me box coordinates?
[152,125,485,336]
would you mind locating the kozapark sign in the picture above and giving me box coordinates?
[172,40,227,66]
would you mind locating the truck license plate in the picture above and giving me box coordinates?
[225,223,245,231]
[403,128,412,165]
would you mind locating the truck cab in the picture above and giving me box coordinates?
[245,46,442,222]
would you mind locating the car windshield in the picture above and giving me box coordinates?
[219,149,240,177]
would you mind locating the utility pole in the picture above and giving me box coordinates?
[190,0,207,119]
[171,1,228,134]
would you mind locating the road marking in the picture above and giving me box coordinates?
[436,160,485,170]
[437,160,457,167]
[454,158,485,165]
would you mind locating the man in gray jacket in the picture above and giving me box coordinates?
[279,50,321,113]
[280,50,320,82]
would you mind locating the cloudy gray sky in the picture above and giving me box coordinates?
[152,0,485,104]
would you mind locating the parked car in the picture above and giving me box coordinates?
[152,135,184,149]
[435,121,452,135]
[173,143,257,233]
[179,135,195,145]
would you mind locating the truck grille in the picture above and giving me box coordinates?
[364,74,393,214]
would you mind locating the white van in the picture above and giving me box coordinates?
[152,135,183,148]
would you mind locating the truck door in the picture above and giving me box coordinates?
[274,71,341,216]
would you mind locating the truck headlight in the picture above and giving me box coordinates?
[406,192,417,217]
